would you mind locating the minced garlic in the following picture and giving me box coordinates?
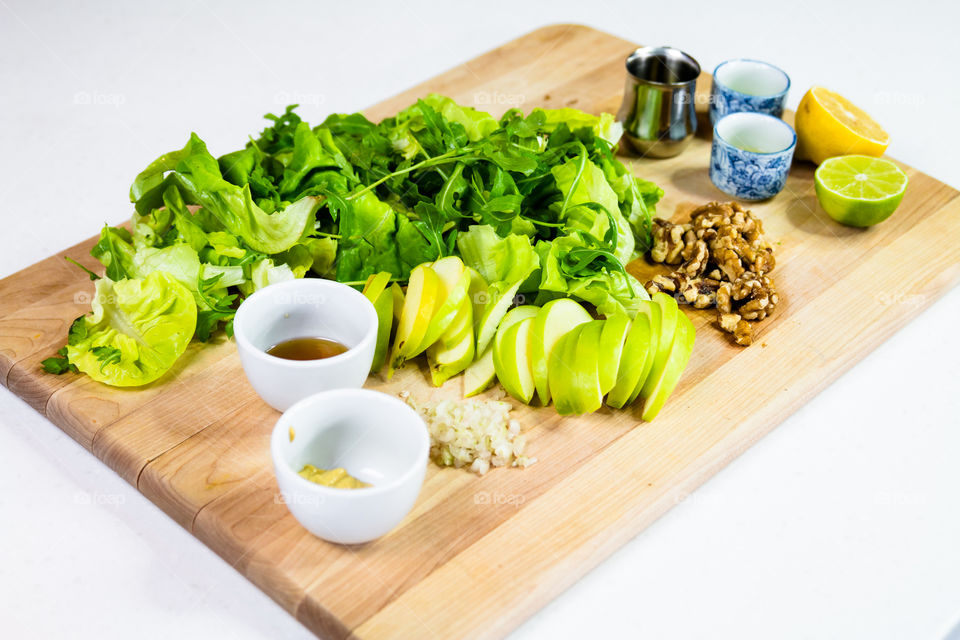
[400,392,536,475]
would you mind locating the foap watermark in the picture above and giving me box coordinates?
[874,490,927,506]
[473,91,526,107]
[274,492,325,507]
[74,491,126,506]
[73,90,126,108]
[273,91,326,107]
[875,292,925,308]
[470,290,531,307]
[873,91,925,108]
[474,490,525,508]
[274,292,329,306]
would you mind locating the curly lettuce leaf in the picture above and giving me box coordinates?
[66,272,197,387]
[300,236,337,277]
[456,224,539,292]
[421,94,498,142]
[551,156,635,265]
[538,108,623,146]
[537,234,649,317]
[132,134,321,254]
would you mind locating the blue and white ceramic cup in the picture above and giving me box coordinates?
[710,112,796,200]
[709,59,790,125]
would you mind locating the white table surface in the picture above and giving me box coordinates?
[2,1,959,638]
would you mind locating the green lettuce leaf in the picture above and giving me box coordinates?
[300,237,337,277]
[538,108,623,146]
[456,224,539,292]
[551,156,635,265]
[421,94,498,142]
[537,235,649,317]
[66,272,197,387]
[238,258,297,295]
[335,191,403,283]
[132,133,321,254]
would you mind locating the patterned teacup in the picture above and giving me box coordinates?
[710,112,796,200]
[709,59,790,125]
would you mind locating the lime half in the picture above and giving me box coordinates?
[814,155,908,227]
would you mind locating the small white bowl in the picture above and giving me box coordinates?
[233,279,378,411]
[271,389,429,544]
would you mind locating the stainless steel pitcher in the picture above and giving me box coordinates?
[617,46,701,158]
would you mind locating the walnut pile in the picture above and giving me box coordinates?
[644,201,779,346]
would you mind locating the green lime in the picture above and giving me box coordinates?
[814,155,908,227]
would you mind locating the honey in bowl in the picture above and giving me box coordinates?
[266,337,348,361]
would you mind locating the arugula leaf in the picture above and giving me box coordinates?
[41,346,77,375]
[91,226,136,280]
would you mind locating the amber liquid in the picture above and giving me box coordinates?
[265,337,348,361]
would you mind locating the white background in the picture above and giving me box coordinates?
[2,1,959,638]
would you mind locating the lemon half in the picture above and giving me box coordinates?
[796,87,890,164]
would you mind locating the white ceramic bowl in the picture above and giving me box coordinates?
[233,279,378,411]
[271,389,429,544]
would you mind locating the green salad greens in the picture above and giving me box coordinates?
[43,94,663,386]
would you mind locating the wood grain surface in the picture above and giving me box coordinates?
[2,24,958,640]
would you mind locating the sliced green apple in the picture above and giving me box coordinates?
[387,264,440,378]
[625,301,662,405]
[639,292,679,400]
[463,345,495,397]
[530,298,592,406]
[491,305,538,400]
[390,282,404,325]
[361,271,394,374]
[417,257,470,354]
[494,305,539,349]
[365,288,393,374]
[465,266,488,333]
[568,320,604,414]
[598,313,630,395]
[641,311,695,421]
[427,301,475,386]
[475,279,523,355]
[361,271,391,305]
[605,302,658,409]
[493,316,537,404]
[548,324,583,415]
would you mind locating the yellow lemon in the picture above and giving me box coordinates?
[795,87,889,164]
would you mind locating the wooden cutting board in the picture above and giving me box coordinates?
[2,24,959,639]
